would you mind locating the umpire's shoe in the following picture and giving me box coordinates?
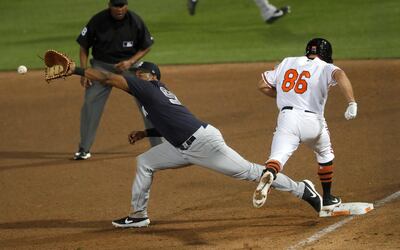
[302,180,322,212]
[322,195,342,211]
[266,6,291,24]
[253,170,274,208]
[112,216,150,228]
[73,148,91,160]
[187,0,198,16]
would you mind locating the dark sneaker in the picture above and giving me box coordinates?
[266,6,291,24]
[73,149,91,160]
[322,195,342,211]
[253,170,274,208]
[302,180,322,212]
[112,216,150,228]
[187,0,198,16]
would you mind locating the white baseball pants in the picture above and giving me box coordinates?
[268,108,335,169]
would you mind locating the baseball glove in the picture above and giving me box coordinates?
[43,50,73,83]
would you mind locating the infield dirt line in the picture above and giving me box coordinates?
[287,190,400,250]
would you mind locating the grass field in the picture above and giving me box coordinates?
[0,0,399,70]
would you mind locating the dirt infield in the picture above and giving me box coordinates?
[0,60,399,249]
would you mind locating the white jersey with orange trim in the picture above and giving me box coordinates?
[262,56,340,116]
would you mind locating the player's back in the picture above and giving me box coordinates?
[273,56,339,115]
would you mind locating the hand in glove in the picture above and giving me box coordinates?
[344,102,357,120]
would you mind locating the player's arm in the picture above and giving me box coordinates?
[128,128,162,144]
[70,62,130,92]
[257,79,276,98]
[334,69,355,103]
[333,69,357,120]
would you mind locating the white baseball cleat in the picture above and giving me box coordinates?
[253,170,274,208]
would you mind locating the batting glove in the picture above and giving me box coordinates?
[344,102,357,120]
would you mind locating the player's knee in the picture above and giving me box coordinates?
[136,155,154,176]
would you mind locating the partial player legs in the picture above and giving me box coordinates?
[318,161,342,210]
[79,81,112,152]
[253,0,278,21]
[311,120,341,210]
[130,142,190,215]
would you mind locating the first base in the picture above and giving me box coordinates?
[319,202,374,217]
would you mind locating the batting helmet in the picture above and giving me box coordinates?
[305,38,333,63]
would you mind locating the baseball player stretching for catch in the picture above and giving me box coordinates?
[253,38,358,211]
[49,59,326,227]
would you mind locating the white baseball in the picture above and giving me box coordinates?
[17,65,28,74]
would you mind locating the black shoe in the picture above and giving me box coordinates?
[73,148,91,160]
[187,0,198,16]
[266,6,291,24]
[112,216,150,228]
[302,180,322,212]
[322,195,342,211]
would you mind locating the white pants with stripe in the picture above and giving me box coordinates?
[130,124,305,217]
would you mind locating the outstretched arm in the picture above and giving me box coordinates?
[70,62,130,92]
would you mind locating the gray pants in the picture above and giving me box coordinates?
[78,59,162,152]
[130,125,305,218]
[253,0,278,21]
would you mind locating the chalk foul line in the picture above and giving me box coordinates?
[287,190,400,250]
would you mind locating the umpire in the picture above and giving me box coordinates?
[75,0,161,160]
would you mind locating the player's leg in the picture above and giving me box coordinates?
[311,120,341,210]
[187,0,198,15]
[254,110,302,207]
[253,0,290,24]
[76,83,112,160]
[182,125,317,210]
[75,60,115,160]
[112,141,190,228]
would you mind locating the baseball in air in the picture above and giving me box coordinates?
[17,65,28,74]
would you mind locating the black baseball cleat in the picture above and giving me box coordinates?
[302,180,322,212]
[112,216,150,228]
[187,0,198,16]
[266,6,291,24]
[322,195,342,211]
[73,148,91,160]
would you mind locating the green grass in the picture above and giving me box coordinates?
[0,0,399,70]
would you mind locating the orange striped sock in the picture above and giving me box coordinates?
[318,164,333,197]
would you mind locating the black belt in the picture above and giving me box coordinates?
[178,135,196,150]
[281,106,315,114]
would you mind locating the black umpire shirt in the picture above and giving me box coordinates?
[77,9,154,64]
[123,74,208,147]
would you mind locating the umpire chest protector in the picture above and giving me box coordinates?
[77,9,153,64]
